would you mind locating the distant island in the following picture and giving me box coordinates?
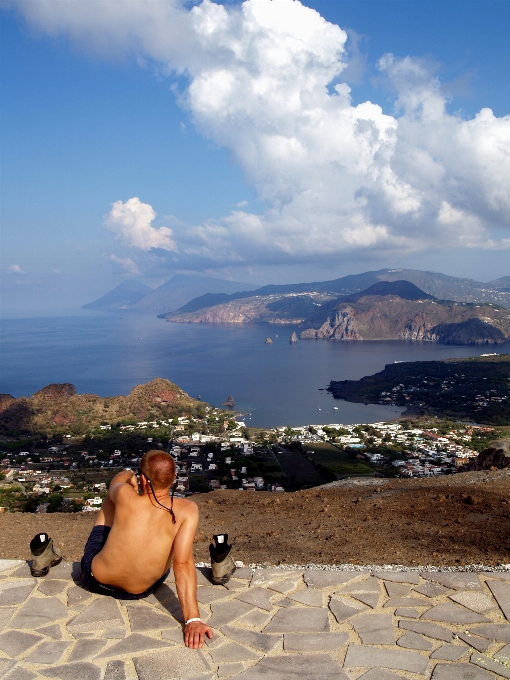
[328,354,510,425]
[164,280,510,346]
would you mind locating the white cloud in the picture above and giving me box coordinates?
[105,197,177,252]
[7,264,25,274]
[7,0,510,265]
[109,255,141,276]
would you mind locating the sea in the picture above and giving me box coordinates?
[2,311,510,428]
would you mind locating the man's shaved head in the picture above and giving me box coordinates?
[141,450,176,491]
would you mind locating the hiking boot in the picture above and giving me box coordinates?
[30,533,62,577]
[209,533,236,585]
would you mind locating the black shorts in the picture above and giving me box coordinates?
[80,525,168,600]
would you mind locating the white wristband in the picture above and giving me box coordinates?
[185,618,202,625]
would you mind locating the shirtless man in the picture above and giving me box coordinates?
[80,450,212,649]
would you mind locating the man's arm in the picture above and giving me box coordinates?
[172,501,212,649]
[107,470,138,504]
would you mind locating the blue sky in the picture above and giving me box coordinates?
[1,0,510,315]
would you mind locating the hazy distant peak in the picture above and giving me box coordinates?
[336,280,436,303]
[82,279,152,309]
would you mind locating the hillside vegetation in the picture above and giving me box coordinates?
[0,378,202,436]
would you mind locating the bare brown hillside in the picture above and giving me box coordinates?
[1,470,509,567]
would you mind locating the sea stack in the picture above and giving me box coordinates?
[290,332,298,343]
[265,338,273,344]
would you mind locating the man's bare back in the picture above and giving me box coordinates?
[80,452,212,648]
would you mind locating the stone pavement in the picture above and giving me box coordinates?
[0,559,510,679]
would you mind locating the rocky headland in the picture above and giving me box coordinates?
[164,281,510,346]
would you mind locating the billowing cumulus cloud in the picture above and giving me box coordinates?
[109,254,141,277]
[105,197,177,252]
[7,0,510,265]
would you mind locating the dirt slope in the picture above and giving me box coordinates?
[1,470,509,567]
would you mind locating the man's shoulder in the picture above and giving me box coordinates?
[173,497,198,518]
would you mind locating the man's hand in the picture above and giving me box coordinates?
[184,621,213,649]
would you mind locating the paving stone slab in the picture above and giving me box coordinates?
[66,587,92,607]
[9,597,67,628]
[0,586,35,606]
[161,627,185,645]
[470,652,510,679]
[251,570,302,585]
[329,596,368,622]
[482,572,510,580]
[95,633,172,658]
[36,624,62,639]
[208,601,255,629]
[133,648,211,679]
[374,571,420,584]
[431,663,494,680]
[384,597,430,608]
[223,579,244,592]
[126,604,180,631]
[0,560,23,573]
[4,668,37,680]
[217,662,244,678]
[495,643,510,663]
[0,608,15,633]
[0,630,42,657]
[220,625,280,652]
[385,583,412,598]
[283,631,348,652]
[263,607,330,633]
[209,642,260,663]
[397,631,434,651]
[486,579,510,620]
[398,620,453,642]
[352,593,379,608]
[468,624,510,642]
[449,592,497,614]
[40,662,102,680]
[267,579,301,595]
[343,645,429,674]
[303,571,363,589]
[236,588,274,612]
[430,643,469,660]
[357,670,407,680]
[0,661,16,680]
[24,640,71,664]
[67,598,123,633]
[271,597,297,608]
[8,565,33,578]
[48,562,76,579]
[456,632,492,653]
[413,582,452,598]
[104,660,126,680]
[232,568,253,580]
[352,613,395,645]
[197,586,231,605]
[340,577,380,595]
[233,654,350,679]
[102,628,126,639]
[421,602,491,624]
[421,572,482,591]
[394,608,422,618]
[286,588,323,607]
[238,610,271,628]
[37,580,69,596]
[67,639,107,662]
[196,568,215,586]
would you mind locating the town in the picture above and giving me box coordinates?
[0,406,499,512]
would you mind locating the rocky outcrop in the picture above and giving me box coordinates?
[424,318,507,345]
[300,309,362,340]
[467,440,510,471]
[290,332,298,343]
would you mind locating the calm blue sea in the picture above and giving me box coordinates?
[2,312,509,428]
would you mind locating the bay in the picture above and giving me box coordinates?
[1,312,509,428]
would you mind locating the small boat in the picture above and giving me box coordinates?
[333,406,338,410]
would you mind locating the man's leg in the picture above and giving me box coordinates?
[80,495,115,591]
